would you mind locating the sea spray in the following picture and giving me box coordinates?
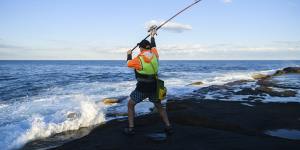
[3,95,106,150]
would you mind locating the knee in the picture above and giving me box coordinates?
[128,100,136,109]
[154,103,163,110]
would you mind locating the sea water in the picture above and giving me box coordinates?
[0,60,300,149]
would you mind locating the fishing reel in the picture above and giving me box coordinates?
[148,25,158,34]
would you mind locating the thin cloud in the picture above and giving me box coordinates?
[158,42,300,53]
[145,20,192,33]
[95,41,300,55]
[0,43,23,49]
[1,41,299,60]
[155,42,300,60]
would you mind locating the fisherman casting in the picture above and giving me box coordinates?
[124,0,201,136]
[125,27,173,135]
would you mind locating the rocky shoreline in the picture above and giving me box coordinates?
[190,67,300,102]
[23,67,300,150]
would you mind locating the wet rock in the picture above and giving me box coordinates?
[256,86,273,93]
[67,112,79,120]
[252,74,270,80]
[256,86,297,97]
[270,67,300,77]
[106,112,128,118]
[195,85,228,93]
[273,70,286,76]
[270,90,297,97]
[242,96,265,101]
[224,80,251,86]
[189,81,204,86]
[146,133,167,142]
[235,88,262,95]
[167,100,197,111]
[256,79,276,87]
[256,67,300,88]
[283,67,300,74]
[103,98,120,105]
[235,86,296,97]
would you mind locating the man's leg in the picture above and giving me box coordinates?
[154,102,171,127]
[127,99,136,128]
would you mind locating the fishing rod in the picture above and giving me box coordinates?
[131,0,202,52]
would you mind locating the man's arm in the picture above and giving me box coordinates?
[150,27,157,48]
[150,37,156,48]
[150,28,159,58]
[127,50,142,70]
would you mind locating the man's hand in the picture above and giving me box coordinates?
[148,25,157,37]
[127,50,132,61]
[127,50,132,55]
[150,29,157,37]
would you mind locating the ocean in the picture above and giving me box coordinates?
[0,60,300,149]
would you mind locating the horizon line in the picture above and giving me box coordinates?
[0,59,300,61]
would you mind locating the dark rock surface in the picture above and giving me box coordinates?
[235,86,297,97]
[50,100,300,150]
[271,67,300,77]
[282,67,300,74]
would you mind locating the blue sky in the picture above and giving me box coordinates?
[0,0,299,60]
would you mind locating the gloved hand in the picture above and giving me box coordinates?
[150,29,157,37]
[148,25,157,37]
[127,50,132,55]
[127,50,132,61]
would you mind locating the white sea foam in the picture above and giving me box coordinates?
[0,104,8,109]
[203,72,255,86]
[0,80,152,150]
[0,94,106,150]
[163,71,257,97]
[258,69,277,75]
[203,69,281,86]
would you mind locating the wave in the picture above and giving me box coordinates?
[0,95,105,150]
[0,80,153,150]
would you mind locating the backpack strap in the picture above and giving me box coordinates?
[137,56,143,71]
[149,61,158,79]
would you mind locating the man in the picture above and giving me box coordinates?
[125,27,172,135]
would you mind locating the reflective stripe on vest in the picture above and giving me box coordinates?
[137,53,158,75]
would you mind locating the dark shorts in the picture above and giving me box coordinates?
[130,89,160,104]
